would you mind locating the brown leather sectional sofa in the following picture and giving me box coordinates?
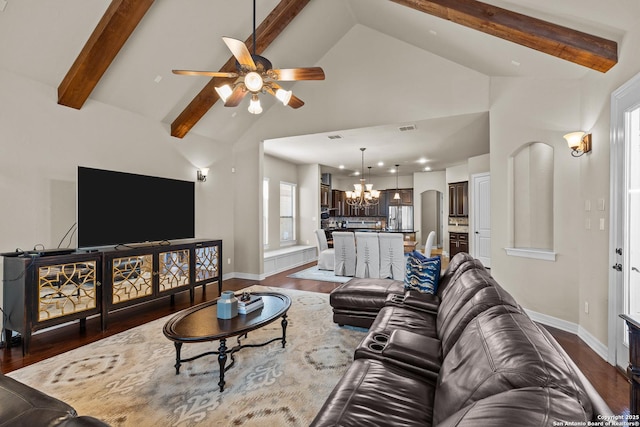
[312,253,614,426]
[0,373,109,426]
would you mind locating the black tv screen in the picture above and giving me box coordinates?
[77,167,195,248]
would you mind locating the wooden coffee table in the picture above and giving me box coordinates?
[163,292,291,391]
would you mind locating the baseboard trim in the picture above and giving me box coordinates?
[525,309,609,362]
[222,272,263,281]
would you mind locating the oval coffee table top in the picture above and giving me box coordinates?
[163,292,291,343]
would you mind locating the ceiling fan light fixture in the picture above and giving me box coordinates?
[244,71,263,92]
[248,94,263,114]
[275,88,292,105]
[215,84,233,102]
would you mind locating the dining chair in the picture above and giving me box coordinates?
[333,232,356,277]
[423,230,436,257]
[315,229,335,271]
[378,233,404,280]
[355,232,380,279]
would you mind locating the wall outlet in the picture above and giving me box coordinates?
[584,301,589,314]
[585,218,591,230]
[598,198,606,211]
[584,200,591,211]
[227,258,231,265]
[600,218,605,230]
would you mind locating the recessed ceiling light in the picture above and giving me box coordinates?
[429,29,437,36]
[354,171,360,176]
[511,59,521,67]
[390,168,397,174]
[154,75,163,83]
[424,167,432,172]
[418,158,427,164]
[377,161,384,167]
[339,165,344,169]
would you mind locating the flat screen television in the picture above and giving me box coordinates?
[77,166,195,248]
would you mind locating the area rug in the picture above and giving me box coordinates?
[7,286,367,426]
[287,266,352,283]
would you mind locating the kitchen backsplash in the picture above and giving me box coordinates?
[448,217,469,226]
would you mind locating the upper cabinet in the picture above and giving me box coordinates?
[388,189,413,206]
[321,184,330,207]
[449,181,468,217]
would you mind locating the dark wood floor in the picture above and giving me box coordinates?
[0,262,630,415]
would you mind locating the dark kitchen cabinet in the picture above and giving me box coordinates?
[449,232,468,258]
[448,181,468,217]
[332,190,345,216]
[321,184,330,207]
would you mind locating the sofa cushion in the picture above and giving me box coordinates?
[368,305,437,339]
[433,305,593,424]
[437,281,520,357]
[436,387,589,427]
[310,359,435,427]
[330,278,404,311]
[404,251,441,294]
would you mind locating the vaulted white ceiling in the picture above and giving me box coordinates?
[0,0,634,176]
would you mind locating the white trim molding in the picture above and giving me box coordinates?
[525,309,609,361]
[504,247,556,261]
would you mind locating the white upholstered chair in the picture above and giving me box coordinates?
[378,233,405,280]
[355,232,380,279]
[423,231,436,257]
[315,229,335,271]
[333,232,356,277]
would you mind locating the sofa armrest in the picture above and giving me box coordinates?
[381,329,441,382]
[401,290,440,314]
[537,325,614,419]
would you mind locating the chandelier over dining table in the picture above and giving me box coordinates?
[346,148,380,208]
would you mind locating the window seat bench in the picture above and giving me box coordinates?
[263,245,316,277]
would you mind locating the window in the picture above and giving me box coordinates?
[263,178,269,248]
[280,182,296,243]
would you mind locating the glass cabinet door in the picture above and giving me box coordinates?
[195,245,219,282]
[159,249,190,292]
[38,261,98,321]
[111,255,153,303]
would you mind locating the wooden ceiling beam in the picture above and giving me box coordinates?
[390,0,617,73]
[58,0,155,109]
[170,0,311,139]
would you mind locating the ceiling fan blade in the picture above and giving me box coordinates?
[287,94,305,109]
[271,67,325,81]
[172,70,238,78]
[224,85,248,107]
[222,37,256,70]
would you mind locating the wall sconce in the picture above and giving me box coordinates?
[563,131,592,157]
[197,168,209,182]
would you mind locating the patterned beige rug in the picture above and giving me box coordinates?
[7,285,366,426]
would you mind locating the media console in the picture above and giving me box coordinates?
[2,239,222,355]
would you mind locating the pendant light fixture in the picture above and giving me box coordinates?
[393,164,401,201]
[346,148,380,208]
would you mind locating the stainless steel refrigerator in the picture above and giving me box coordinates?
[388,206,413,231]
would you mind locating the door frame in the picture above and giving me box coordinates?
[470,172,491,267]
[608,71,640,366]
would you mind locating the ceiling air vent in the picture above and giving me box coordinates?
[398,125,416,132]
[327,135,343,140]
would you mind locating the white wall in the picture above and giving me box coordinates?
[0,68,234,260]
[413,171,447,248]
[297,164,321,248]
[263,155,299,251]
[489,77,583,327]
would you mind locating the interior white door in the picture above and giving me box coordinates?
[611,72,640,369]
[472,173,491,268]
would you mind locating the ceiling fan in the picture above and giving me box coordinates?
[172,0,325,114]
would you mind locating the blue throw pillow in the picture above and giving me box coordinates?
[404,251,441,294]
